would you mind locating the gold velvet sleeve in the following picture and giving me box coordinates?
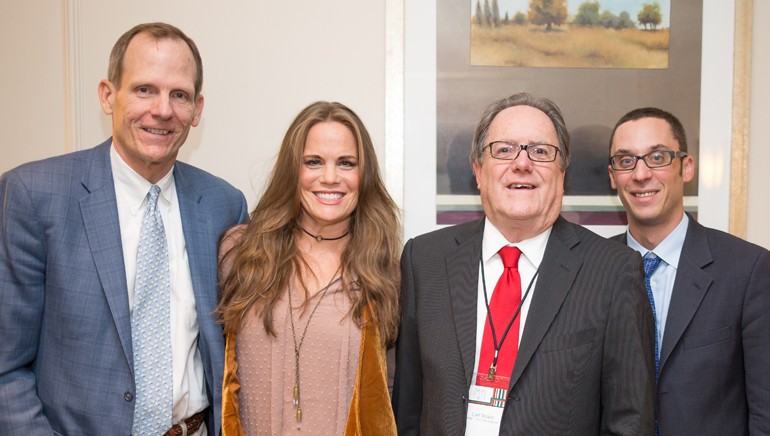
[343,308,397,436]
[221,332,244,436]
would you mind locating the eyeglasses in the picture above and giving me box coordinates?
[484,141,560,162]
[609,150,688,171]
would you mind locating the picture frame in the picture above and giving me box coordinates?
[387,0,742,240]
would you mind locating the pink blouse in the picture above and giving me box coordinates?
[236,282,361,435]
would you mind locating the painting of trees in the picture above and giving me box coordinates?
[476,0,501,27]
[527,0,568,31]
[573,2,637,29]
[638,2,663,30]
[574,2,601,26]
[513,11,527,25]
[470,0,670,67]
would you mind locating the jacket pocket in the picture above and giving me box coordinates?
[683,325,731,349]
[542,328,596,352]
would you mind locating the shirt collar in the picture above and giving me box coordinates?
[110,145,174,214]
[627,213,689,268]
[482,217,551,267]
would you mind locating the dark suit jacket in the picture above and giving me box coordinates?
[393,217,656,435]
[614,215,770,435]
[0,140,249,435]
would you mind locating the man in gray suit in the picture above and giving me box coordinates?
[608,107,770,435]
[393,92,655,435]
[0,23,248,434]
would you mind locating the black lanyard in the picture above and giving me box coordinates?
[479,251,539,380]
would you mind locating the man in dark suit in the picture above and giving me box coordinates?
[393,92,655,435]
[608,107,770,435]
[0,23,248,434]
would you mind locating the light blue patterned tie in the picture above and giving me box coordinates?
[131,185,173,434]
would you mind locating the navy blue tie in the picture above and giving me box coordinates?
[643,252,663,436]
[643,252,663,378]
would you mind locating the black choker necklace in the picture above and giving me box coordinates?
[298,225,350,242]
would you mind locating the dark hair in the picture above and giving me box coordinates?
[218,101,402,346]
[108,22,203,97]
[610,107,688,152]
[470,92,570,169]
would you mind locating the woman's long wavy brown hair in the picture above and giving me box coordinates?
[216,101,401,346]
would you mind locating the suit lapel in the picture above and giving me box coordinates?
[445,220,484,387]
[659,219,713,371]
[174,165,214,316]
[511,217,582,387]
[79,141,133,369]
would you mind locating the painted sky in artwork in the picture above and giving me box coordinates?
[472,0,672,28]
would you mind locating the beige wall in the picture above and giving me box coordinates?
[0,1,385,208]
[1,3,67,171]
[1,1,768,249]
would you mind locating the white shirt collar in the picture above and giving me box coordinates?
[110,145,174,214]
[481,217,552,268]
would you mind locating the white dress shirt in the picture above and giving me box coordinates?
[472,218,551,378]
[111,147,207,434]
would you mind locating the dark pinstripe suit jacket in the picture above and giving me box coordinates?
[393,217,656,435]
[614,215,770,435]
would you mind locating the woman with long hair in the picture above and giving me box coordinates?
[218,101,400,435]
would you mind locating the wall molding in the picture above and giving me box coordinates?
[385,0,405,212]
[62,0,85,152]
[729,0,752,238]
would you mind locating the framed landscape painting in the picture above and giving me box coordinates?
[396,0,736,239]
[437,0,698,228]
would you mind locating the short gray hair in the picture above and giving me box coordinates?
[470,92,570,169]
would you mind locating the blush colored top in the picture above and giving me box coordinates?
[236,281,361,435]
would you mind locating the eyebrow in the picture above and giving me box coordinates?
[491,139,553,145]
[302,154,358,160]
[612,143,670,154]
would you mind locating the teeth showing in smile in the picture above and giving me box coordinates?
[145,128,171,135]
[316,192,343,200]
[634,192,656,198]
[509,184,535,190]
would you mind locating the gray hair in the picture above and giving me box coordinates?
[470,92,570,169]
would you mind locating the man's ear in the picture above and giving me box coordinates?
[608,165,618,190]
[97,80,116,115]
[681,154,695,182]
[191,94,204,127]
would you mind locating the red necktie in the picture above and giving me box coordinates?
[478,246,522,385]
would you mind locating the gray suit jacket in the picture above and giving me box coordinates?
[393,217,656,435]
[614,215,770,435]
[0,140,249,435]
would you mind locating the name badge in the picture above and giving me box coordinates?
[465,372,509,435]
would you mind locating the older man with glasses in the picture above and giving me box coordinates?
[608,107,770,436]
[393,92,656,435]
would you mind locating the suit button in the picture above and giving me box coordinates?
[124,391,134,402]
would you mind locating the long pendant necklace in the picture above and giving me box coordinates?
[287,273,341,430]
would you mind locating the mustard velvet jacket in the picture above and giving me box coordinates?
[221,308,397,435]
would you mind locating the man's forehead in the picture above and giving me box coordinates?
[612,118,678,150]
[489,106,556,138]
[612,143,674,154]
